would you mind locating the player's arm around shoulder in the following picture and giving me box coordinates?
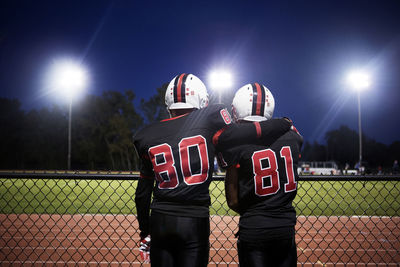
[213,117,292,151]
[256,117,293,145]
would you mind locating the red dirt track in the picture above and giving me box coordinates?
[1,214,399,266]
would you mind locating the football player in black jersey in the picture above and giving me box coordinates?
[222,83,303,267]
[134,74,293,267]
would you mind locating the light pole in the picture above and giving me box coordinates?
[48,59,88,170]
[68,99,72,170]
[347,70,370,173]
[357,91,362,168]
[208,70,233,104]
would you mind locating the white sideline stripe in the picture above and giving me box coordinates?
[1,246,398,253]
[0,228,240,235]
[2,214,399,219]
[0,228,135,234]
[0,246,253,252]
[295,230,398,235]
[1,235,137,241]
[0,261,237,265]
[1,261,398,266]
[0,235,238,242]
[0,261,145,265]
[2,229,397,238]
[212,215,400,219]
[0,246,139,251]
[296,238,400,243]
[296,215,400,219]
[2,230,398,239]
[296,264,400,267]
[297,248,399,253]
[2,228,397,235]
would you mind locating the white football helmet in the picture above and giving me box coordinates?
[232,83,275,122]
[165,73,209,110]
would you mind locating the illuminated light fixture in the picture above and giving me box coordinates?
[208,69,233,103]
[48,59,88,99]
[347,70,370,91]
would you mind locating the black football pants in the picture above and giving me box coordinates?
[237,234,297,267]
[150,211,210,267]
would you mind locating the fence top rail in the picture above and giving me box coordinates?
[0,171,400,181]
[297,175,400,181]
[0,170,139,180]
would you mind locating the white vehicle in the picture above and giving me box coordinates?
[298,161,339,175]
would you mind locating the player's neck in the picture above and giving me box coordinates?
[237,120,252,124]
[169,108,196,118]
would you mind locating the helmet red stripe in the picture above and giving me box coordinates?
[176,73,185,102]
[255,83,262,115]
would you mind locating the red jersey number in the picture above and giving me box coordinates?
[252,146,297,196]
[148,143,178,189]
[179,135,209,185]
[148,135,210,189]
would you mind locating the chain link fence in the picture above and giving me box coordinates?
[0,171,399,266]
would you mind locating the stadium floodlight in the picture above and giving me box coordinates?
[346,70,371,174]
[48,60,88,99]
[208,70,233,104]
[47,59,89,170]
[347,70,370,91]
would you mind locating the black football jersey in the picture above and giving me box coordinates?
[222,128,303,229]
[134,104,233,218]
[133,105,292,236]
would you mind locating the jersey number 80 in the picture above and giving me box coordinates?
[148,135,209,189]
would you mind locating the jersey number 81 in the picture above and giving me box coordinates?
[252,146,297,196]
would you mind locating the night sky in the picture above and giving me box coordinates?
[1,0,400,145]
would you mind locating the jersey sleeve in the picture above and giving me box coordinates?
[134,177,154,238]
[137,156,154,179]
[205,104,233,130]
[133,130,155,238]
[214,118,291,151]
[133,131,155,179]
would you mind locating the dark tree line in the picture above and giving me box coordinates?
[0,90,398,171]
[301,125,400,173]
[0,87,165,170]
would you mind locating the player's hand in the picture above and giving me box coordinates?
[139,235,151,263]
[283,117,293,124]
[283,117,301,135]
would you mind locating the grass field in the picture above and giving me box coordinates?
[0,178,399,216]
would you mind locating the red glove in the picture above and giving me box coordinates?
[139,235,151,263]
